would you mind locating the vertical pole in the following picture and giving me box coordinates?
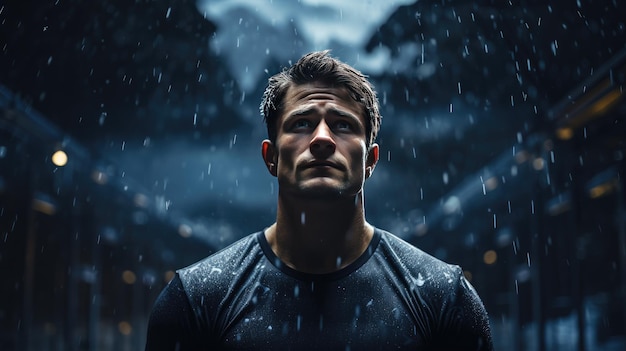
[530,144,547,351]
[88,210,101,351]
[616,162,626,346]
[571,160,586,351]
[22,201,36,351]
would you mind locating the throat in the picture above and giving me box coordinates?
[266,205,374,274]
[265,191,373,274]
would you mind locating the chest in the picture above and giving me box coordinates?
[216,278,427,350]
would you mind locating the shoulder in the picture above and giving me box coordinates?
[374,228,473,305]
[375,229,493,349]
[376,228,463,279]
[177,232,264,295]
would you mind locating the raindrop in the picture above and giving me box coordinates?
[193,113,197,125]
[551,40,558,56]
[526,252,531,267]
[416,273,425,286]
[493,214,497,228]
[443,172,449,185]
[300,212,306,225]
[99,112,107,126]
[165,7,171,18]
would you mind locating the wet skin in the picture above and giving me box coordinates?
[262,82,378,201]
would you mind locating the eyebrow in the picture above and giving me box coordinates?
[286,106,363,126]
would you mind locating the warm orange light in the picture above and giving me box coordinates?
[514,150,529,164]
[589,181,617,199]
[164,270,175,283]
[32,198,56,215]
[118,321,132,335]
[556,127,574,140]
[590,89,622,115]
[122,270,136,284]
[483,250,497,265]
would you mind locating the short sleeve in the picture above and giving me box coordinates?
[145,274,211,351]
[435,268,494,351]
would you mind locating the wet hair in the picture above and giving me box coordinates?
[260,50,382,148]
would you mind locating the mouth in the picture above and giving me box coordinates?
[303,160,342,170]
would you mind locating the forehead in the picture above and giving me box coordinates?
[280,82,365,120]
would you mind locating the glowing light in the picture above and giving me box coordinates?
[589,182,616,199]
[32,197,56,215]
[178,224,192,238]
[556,127,573,140]
[118,321,132,336]
[91,170,108,185]
[484,177,498,191]
[483,250,497,265]
[164,270,175,282]
[514,150,529,164]
[532,157,545,170]
[122,270,136,284]
[51,150,68,167]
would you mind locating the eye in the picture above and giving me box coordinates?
[334,120,353,131]
[292,119,312,130]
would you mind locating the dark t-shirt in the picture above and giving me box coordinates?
[145,228,493,350]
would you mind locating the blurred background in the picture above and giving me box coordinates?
[1,0,625,350]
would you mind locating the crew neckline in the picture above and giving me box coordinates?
[256,228,382,282]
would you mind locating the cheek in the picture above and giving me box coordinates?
[276,144,298,170]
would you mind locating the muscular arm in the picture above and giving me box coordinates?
[435,272,494,351]
[145,274,211,351]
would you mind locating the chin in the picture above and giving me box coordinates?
[298,182,361,200]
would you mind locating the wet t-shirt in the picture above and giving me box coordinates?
[145,228,493,350]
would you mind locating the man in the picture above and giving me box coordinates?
[145,51,493,350]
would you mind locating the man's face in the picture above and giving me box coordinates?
[262,82,379,199]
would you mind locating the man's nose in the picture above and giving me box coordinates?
[310,120,336,157]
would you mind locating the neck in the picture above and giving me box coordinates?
[265,192,374,274]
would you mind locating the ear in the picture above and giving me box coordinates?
[262,140,278,177]
[365,143,379,179]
